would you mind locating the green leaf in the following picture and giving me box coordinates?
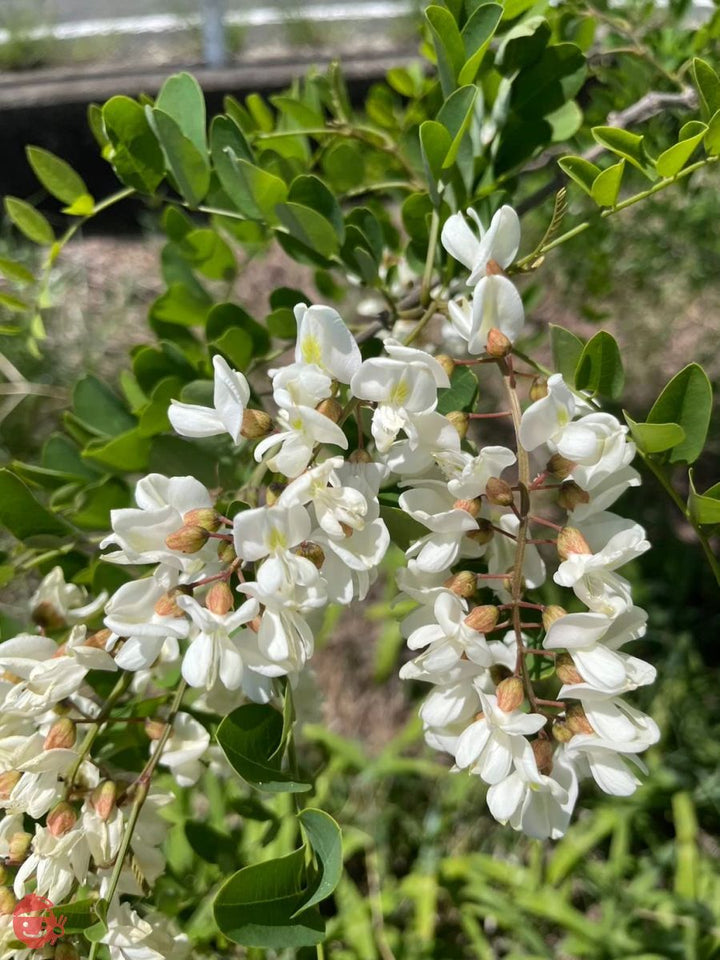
[379,506,426,551]
[102,96,165,193]
[687,471,720,525]
[437,85,478,169]
[0,291,27,312]
[459,3,502,85]
[591,159,625,207]
[0,257,34,285]
[420,121,452,205]
[4,196,55,245]
[0,469,71,540]
[656,121,707,178]
[497,15,550,72]
[53,899,97,935]
[547,100,583,141]
[692,58,720,119]
[623,413,686,454]
[26,146,91,206]
[550,324,584,383]
[211,327,254,371]
[437,365,479,413]
[646,363,713,464]
[216,703,312,792]
[288,175,344,242]
[72,477,130,530]
[704,108,720,155]
[137,376,184,437]
[221,152,288,222]
[425,5,465,96]
[206,302,270,355]
[83,429,151,473]
[296,809,343,912]
[148,108,210,207]
[176,228,236,282]
[72,375,136,437]
[592,126,656,179]
[150,282,212,327]
[267,307,297,339]
[321,141,365,192]
[276,202,340,258]
[213,847,325,948]
[574,330,624,399]
[511,42,586,119]
[155,72,207,154]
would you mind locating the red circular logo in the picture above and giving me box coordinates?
[12,894,67,948]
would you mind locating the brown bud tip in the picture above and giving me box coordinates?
[182,508,221,532]
[0,770,21,800]
[248,615,262,633]
[241,409,274,439]
[31,600,66,631]
[165,524,210,554]
[349,448,373,464]
[532,737,554,775]
[566,703,594,736]
[486,259,504,277]
[435,354,456,378]
[558,480,590,512]
[546,453,575,480]
[551,720,574,743]
[315,398,343,423]
[489,663,512,685]
[47,801,77,838]
[443,571,477,598]
[542,605,567,631]
[473,710,486,722]
[529,376,548,402]
[43,717,76,751]
[446,410,469,439]
[0,887,16,916]
[217,540,237,564]
[154,590,185,618]
[206,581,234,616]
[485,477,515,507]
[496,676,525,713]
[555,652,584,685]
[464,605,500,634]
[486,327,512,358]
[556,527,592,561]
[55,944,81,960]
[453,497,482,518]
[296,540,326,569]
[8,832,32,862]
[90,780,118,822]
[86,628,112,650]
[466,518,495,545]
[145,719,166,741]
[503,571,523,594]
[265,482,286,507]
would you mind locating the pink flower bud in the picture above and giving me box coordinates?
[557,527,592,561]
[0,887,16,916]
[90,780,118,822]
[241,409,273,439]
[0,771,20,800]
[165,524,210,554]
[485,477,514,506]
[464,605,499,634]
[486,327,512,358]
[443,571,476,598]
[8,832,31,862]
[496,676,525,713]
[47,802,77,838]
[182,508,221,532]
[542,605,567,631]
[206,582,234,616]
[43,718,76,751]
[532,737,554,775]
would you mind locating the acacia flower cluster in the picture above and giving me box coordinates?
[0,204,659,957]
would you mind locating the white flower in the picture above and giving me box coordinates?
[453,689,546,783]
[385,411,461,477]
[105,575,189,672]
[294,303,362,383]
[487,746,578,839]
[555,412,635,487]
[570,465,641,522]
[233,503,311,562]
[9,748,98,820]
[278,457,368,538]
[14,822,90,903]
[253,405,348,477]
[30,566,107,625]
[271,361,332,410]
[399,482,481,572]
[441,205,521,286]
[168,355,250,442]
[404,592,493,674]
[153,712,210,787]
[382,339,451,389]
[82,800,124,866]
[103,902,190,960]
[443,445,516,500]
[350,357,438,453]
[563,734,652,797]
[519,373,577,452]
[448,276,524,354]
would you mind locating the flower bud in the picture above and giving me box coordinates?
[165,524,210,554]
[556,527,592,561]
[86,628,112,650]
[496,676,524,713]
[145,719,166,741]
[296,541,326,570]
[435,354,455,378]
[182,508,221,532]
[464,605,499,634]
[90,780,118,822]
[551,720,574,743]
[241,409,273,439]
[265,482,286,506]
[443,571,476,598]
[566,703,594,735]
[558,481,590,512]
[349,448,373,464]
[0,866,7,884]
[466,518,494,545]
[486,259,504,277]
[0,771,21,800]
[47,802,77,838]
[542,605,566,631]
[44,718,76,751]
[248,615,262,633]
[529,377,548,402]
[546,453,575,480]
[206,581,234,616]
[154,590,184,618]
[503,572,523,594]
[532,737,554,775]
[217,540,237,564]
[446,411,469,439]
[315,398,343,423]
[453,498,482,518]
[9,832,31,862]
[555,652,583,685]
[489,663,512,685]
[55,945,81,960]
[31,600,65,631]
[0,887,16,916]
[486,327,512,358]
[485,477,514,507]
